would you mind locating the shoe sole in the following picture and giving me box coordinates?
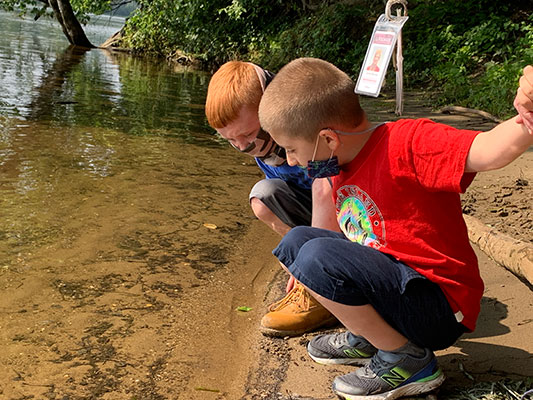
[334,369,445,400]
[307,351,372,366]
[260,315,339,338]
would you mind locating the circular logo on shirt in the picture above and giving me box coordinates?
[336,185,386,248]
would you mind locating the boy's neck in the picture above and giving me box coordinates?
[336,120,375,166]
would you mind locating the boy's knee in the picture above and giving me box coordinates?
[280,227,346,258]
[249,178,284,205]
[250,197,271,221]
[274,226,319,265]
[297,238,337,272]
[291,238,350,301]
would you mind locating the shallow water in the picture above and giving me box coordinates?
[0,12,270,398]
[0,11,255,269]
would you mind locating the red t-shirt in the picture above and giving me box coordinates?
[332,118,484,331]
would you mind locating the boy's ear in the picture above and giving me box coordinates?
[319,129,341,151]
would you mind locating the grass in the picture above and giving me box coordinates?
[440,379,533,400]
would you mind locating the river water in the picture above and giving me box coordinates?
[0,11,270,399]
[0,11,261,270]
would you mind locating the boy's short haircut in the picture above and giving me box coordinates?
[205,61,262,129]
[259,58,364,141]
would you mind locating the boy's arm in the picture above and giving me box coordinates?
[311,178,340,231]
[465,117,533,172]
[465,66,533,173]
[285,178,339,293]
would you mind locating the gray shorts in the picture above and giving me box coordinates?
[249,178,312,227]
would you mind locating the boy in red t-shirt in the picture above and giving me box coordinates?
[257,57,533,400]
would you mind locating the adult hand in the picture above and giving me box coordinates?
[514,65,533,134]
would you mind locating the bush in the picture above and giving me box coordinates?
[403,1,533,117]
[119,0,533,118]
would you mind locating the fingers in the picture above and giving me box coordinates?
[516,87,533,111]
[523,64,533,85]
[286,275,296,293]
[514,97,533,133]
[519,68,533,97]
[515,66,533,134]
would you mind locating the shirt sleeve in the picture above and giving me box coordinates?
[255,158,277,179]
[408,119,480,193]
[255,158,313,190]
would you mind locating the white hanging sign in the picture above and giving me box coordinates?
[355,13,408,97]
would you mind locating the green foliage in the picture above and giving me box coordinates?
[253,3,378,77]
[70,0,112,23]
[0,0,130,24]
[121,0,298,65]
[403,0,533,117]
[119,1,380,75]
[117,0,532,117]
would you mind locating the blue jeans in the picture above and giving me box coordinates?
[273,226,467,350]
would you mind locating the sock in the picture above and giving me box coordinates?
[347,332,375,348]
[379,341,426,362]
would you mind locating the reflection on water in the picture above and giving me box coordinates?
[0,11,244,268]
[24,48,215,140]
[0,11,215,141]
[0,11,122,117]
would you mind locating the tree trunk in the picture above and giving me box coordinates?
[29,45,90,120]
[49,0,94,48]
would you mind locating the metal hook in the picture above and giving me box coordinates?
[385,0,408,20]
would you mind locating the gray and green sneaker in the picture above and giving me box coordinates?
[307,331,377,366]
[332,348,445,400]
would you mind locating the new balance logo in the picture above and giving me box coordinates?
[380,367,410,388]
[343,348,371,358]
[343,348,362,358]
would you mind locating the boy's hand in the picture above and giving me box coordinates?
[286,275,295,293]
[514,65,533,134]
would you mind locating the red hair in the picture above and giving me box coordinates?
[205,61,263,129]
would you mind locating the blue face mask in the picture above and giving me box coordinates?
[306,134,340,179]
[305,124,386,179]
[307,156,340,179]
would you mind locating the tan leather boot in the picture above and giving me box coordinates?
[260,282,338,337]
